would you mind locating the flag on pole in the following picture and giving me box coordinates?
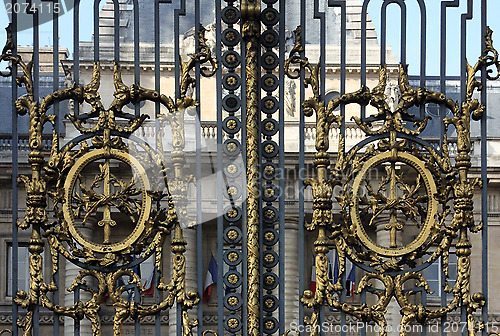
[141,268,155,296]
[333,250,339,284]
[310,255,316,295]
[203,254,218,303]
[346,259,356,301]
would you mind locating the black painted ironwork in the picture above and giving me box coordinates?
[1,1,494,336]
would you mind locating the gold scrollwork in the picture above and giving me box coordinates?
[1,23,217,336]
[286,24,497,336]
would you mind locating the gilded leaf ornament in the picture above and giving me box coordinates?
[0,24,217,336]
[285,24,500,336]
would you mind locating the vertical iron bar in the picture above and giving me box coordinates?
[153,2,161,335]
[380,1,406,65]
[417,0,426,119]
[133,0,140,116]
[421,290,427,336]
[134,0,141,330]
[360,0,369,120]
[400,3,406,66]
[134,285,140,336]
[340,0,347,330]
[360,290,366,336]
[74,289,80,336]
[298,0,306,334]
[340,271,346,336]
[480,0,488,333]
[440,0,460,150]
[52,2,60,335]
[114,0,120,62]
[194,0,203,335]
[241,6,249,335]
[74,0,80,116]
[328,0,347,332]
[94,0,99,63]
[11,1,19,335]
[174,1,186,102]
[278,0,286,334]
[380,3,387,65]
[418,0,426,87]
[215,0,224,334]
[440,4,458,333]
[32,10,40,336]
[441,256,447,335]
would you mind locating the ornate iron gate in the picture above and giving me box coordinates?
[1,0,498,336]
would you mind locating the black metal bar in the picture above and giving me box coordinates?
[328,0,347,333]
[114,0,120,62]
[174,1,186,102]
[215,0,224,334]
[380,2,387,65]
[380,0,406,65]
[278,0,286,334]
[11,1,19,335]
[74,288,80,336]
[417,0,426,86]
[439,0,458,175]
[440,256,447,336]
[360,0,370,120]
[400,3,407,66]
[73,1,81,117]
[94,0,99,63]
[360,289,366,336]
[134,285,140,336]
[240,2,248,334]
[52,2,60,335]
[340,268,347,336]
[173,4,186,335]
[421,289,427,336]
[480,0,488,334]
[32,10,40,336]
[417,0,426,119]
[194,0,203,335]
[153,2,161,335]
[298,0,306,334]
[133,0,140,117]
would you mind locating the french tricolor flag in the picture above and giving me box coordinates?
[203,254,218,303]
[346,260,356,301]
[310,256,316,295]
[141,268,155,296]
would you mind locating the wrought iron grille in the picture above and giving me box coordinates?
[0,1,497,336]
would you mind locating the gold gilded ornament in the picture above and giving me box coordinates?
[1,23,217,336]
[63,147,152,254]
[286,24,500,336]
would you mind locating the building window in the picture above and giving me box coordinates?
[424,254,457,297]
[286,179,296,200]
[0,188,12,210]
[488,193,499,212]
[7,244,30,297]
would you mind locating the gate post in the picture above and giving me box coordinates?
[241,1,261,335]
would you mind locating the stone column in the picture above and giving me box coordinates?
[169,225,197,336]
[374,215,404,336]
[284,216,300,330]
[64,223,94,336]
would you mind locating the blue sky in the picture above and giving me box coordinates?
[0,0,498,76]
